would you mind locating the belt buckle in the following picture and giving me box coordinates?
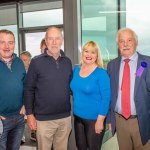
[129,115,137,119]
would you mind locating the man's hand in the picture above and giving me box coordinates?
[0,116,6,120]
[20,105,26,115]
[27,114,37,131]
[108,123,112,131]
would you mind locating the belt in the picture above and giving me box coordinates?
[116,113,137,119]
[129,115,137,119]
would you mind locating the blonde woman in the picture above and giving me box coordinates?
[70,41,110,150]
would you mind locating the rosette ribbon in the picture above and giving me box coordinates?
[136,61,147,77]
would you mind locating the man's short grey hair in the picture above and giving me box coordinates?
[45,27,63,39]
[20,51,32,59]
[116,27,138,44]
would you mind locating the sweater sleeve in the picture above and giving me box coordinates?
[97,69,111,116]
[24,59,38,115]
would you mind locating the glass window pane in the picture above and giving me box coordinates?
[23,9,63,27]
[25,32,45,57]
[125,0,150,56]
[0,5,17,26]
[81,0,118,68]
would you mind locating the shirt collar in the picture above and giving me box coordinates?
[0,53,15,63]
[121,52,138,63]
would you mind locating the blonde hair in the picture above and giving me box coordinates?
[80,41,103,68]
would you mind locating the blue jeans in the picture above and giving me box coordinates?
[0,114,25,150]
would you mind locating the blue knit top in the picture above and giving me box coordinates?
[70,65,110,120]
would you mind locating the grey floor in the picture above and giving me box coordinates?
[102,134,119,150]
[20,136,119,150]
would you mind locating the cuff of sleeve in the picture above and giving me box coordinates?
[26,109,33,115]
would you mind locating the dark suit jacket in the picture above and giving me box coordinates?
[107,52,150,144]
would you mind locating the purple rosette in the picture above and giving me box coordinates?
[136,61,147,77]
[141,62,147,68]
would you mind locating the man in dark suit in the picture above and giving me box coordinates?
[107,27,150,150]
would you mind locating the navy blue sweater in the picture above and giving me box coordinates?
[0,54,26,117]
[24,52,72,121]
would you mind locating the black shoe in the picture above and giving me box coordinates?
[30,132,36,141]
[21,140,25,145]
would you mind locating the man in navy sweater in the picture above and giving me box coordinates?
[0,29,26,150]
[24,27,72,150]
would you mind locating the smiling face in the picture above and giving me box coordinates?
[80,41,103,67]
[117,29,137,58]
[82,45,98,65]
[0,32,15,61]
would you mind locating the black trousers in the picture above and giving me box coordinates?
[74,115,105,150]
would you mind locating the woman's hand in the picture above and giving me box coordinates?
[95,115,105,134]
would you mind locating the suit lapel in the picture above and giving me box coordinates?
[114,57,121,98]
